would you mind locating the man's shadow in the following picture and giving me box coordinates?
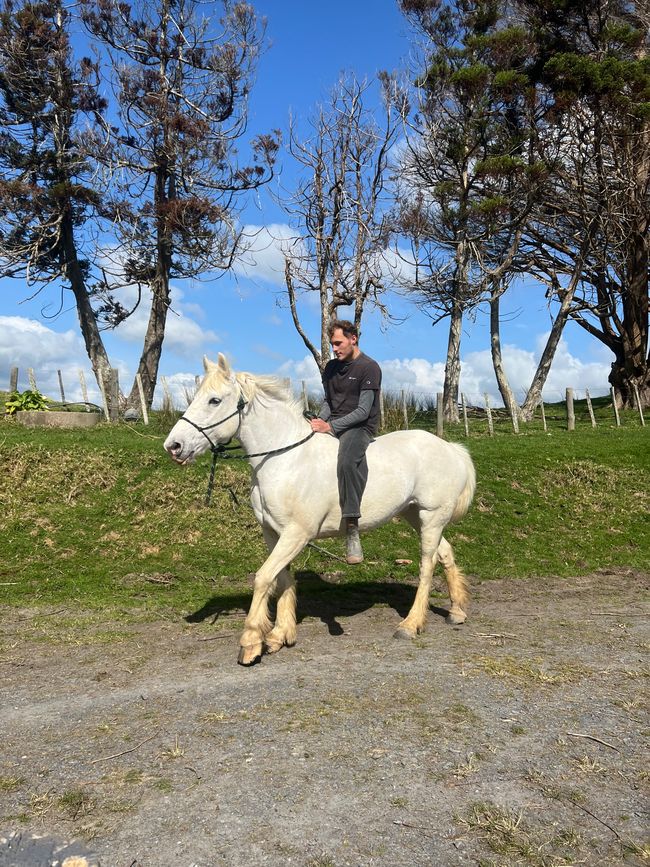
[185,570,451,635]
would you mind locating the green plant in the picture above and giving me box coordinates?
[4,389,49,415]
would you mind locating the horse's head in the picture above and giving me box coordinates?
[164,353,244,464]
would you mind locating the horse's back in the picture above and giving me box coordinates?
[364,429,475,520]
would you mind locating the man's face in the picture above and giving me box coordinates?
[330,328,358,362]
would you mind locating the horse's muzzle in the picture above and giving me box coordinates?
[165,442,195,465]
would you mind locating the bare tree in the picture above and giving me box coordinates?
[81,0,279,408]
[278,73,406,371]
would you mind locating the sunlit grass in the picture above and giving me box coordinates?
[1,411,648,623]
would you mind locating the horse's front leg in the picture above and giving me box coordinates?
[238,524,309,666]
[261,527,297,655]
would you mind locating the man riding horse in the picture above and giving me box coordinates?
[309,320,382,565]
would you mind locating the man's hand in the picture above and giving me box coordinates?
[310,418,332,434]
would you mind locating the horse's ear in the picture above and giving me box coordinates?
[217,352,231,377]
[203,355,215,372]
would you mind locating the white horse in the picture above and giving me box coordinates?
[164,354,476,666]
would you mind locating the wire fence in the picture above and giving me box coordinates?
[3,365,648,434]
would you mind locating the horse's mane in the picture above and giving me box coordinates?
[203,366,304,415]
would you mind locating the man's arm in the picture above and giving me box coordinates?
[310,390,375,435]
[330,389,374,434]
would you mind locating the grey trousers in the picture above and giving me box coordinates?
[336,427,372,519]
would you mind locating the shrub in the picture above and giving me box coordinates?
[4,389,49,415]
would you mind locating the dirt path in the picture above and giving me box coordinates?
[1,570,648,866]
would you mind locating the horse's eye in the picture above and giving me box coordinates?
[209,397,221,406]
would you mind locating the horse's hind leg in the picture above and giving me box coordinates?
[437,535,469,625]
[394,511,443,640]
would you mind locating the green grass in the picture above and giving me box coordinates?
[1,408,648,624]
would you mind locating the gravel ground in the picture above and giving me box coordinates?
[1,568,648,867]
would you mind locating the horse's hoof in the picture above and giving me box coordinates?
[393,626,416,641]
[237,644,263,666]
[446,611,467,625]
[264,638,283,654]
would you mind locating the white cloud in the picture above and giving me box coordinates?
[233,224,301,287]
[274,354,322,397]
[154,371,201,409]
[0,316,102,403]
[266,335,612,409]
[110,284,220,360]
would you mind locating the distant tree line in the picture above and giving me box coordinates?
[0,0,647,414]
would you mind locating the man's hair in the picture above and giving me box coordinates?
[328,319,358,340]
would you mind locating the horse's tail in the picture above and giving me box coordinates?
[449,442,476,523]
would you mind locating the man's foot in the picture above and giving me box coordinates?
[346,525,364,564]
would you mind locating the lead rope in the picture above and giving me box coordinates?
[177,401,317,507]
[203,431,317,506]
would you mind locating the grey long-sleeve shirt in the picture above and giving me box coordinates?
[318,389,375,435]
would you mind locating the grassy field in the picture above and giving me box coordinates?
[1,402,648,626]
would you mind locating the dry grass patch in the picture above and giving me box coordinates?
[475,654,590,685]
[458,801,579,866]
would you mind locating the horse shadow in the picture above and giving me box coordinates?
[185,570,451,635]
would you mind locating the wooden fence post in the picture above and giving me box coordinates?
[631,382,645,427]
[301,380,309,411]
[379,389,385,431]
[566,388,575,431]
[98,370,110,421]
[107,368,120,422]
[136,373,149,425]
[484,393,494,436]
[28,368,37,392]
[585,388,596,428]
[57,369,67,408]
[539,399,547,432]
[10,367,18,392]
[436,392,444,438]
[401,389,408,430]
[610,387,620,427]
[461,393,469,437]
[78,370,90,411]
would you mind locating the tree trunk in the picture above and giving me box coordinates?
[443,300,463,422]
[127,152,173,410]
[520,304,571,421]
[520,259,586,420]
[607,229,649,409]
[127,278,170,410]
[61,214,112,391]
[489,287,521,421]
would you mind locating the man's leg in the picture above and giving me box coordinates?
[337,428,371,564]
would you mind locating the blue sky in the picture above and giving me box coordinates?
[0,0,613,408]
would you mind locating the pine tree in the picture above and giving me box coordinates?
[515,0,649,409]
[0,0,111,387]
[81,0,279,408]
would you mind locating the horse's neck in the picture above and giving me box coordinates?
[239,397,307,457]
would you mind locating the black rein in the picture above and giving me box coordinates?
[177,396,316,505]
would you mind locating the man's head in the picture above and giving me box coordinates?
[328,320,360,362]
